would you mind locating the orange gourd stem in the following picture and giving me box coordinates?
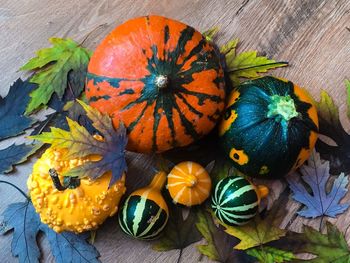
[182,174,198,187]
[149,171,167,191]
[256,185,269,202]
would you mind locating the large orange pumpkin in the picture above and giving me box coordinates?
[86,15,225,153]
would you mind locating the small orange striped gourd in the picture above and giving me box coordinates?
[167,161,211,206]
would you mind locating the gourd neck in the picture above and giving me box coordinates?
[155,75,169,89]
[267,95,299,122]
[184,174,198,187]
[149,171,167,191]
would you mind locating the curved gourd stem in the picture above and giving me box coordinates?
[49,168,80,191]
[256,185,269,202]
[149,171,167,191]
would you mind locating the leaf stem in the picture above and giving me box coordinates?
[33,112,57,136]
[227,61,289,73]
[319,216,324,231]
[177,248,183,263]
[0,180,29,200]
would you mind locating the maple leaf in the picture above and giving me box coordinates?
[0,79,37,140]
[246,246,296,263]
[1,200,100,263]
[30,100,127,186]
[282,222,350,263]
[223,38,288,86]
[21,38,91,114]
[287,150,349,218]
[221,196,287,250]
[153,205,202,257]
[220,38,239,55]
[195,209,254,263]
[222,215,286,250]
[202,27,219,42]
[31,98,96,137]
[315,87,350,175]
[0,143,42,174]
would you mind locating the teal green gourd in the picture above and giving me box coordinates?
[211,176,268,226]
[219,76,319,178]
[118,171,169,240]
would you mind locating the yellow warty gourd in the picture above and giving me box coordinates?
[167,161,211,206]
[27,147,126,233]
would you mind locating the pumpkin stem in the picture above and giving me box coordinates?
[49,169,81,191]
[256,185,269,201]
[184,174,198,187]
[155,75,169,89]
[267,95,299,122]
[149,171,167,191]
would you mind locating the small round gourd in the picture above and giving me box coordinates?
[27,147,126,233]
[118,171,169,240]
[167,161,211,206]
[219,76,319,178]
[211,176,268,226]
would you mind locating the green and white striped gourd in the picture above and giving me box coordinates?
[211,176,268,226]
[118,171,169,240]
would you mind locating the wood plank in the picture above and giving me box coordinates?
[0,0,349,262]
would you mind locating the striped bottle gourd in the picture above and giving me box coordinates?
[118,171,169,240]
[211,176,269,226]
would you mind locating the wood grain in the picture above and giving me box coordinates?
[0,0,349,262]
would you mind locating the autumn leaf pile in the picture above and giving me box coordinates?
[0,26,350,263]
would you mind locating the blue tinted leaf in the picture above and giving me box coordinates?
[287,151,350,218]
[0,79,37,140]
[2,201,41,263]
[1,201,100,263]
[0,143,42,174]
[42,225,100,263]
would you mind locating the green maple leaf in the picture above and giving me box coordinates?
[21,38,91,114]
[196,210,254,263]
[202,27,219,42]
[226,49,288,85]
[30,100,127,186]
[153,206,202,252]
[196,210,220,261]
[287,222,350,263]
[221,196,287,250]
[219,36,288,86]
[246,246,296,263]
[223,215,286,250]
[220,38,239,55]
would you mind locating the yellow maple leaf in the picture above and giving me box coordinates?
[221,215,286,250]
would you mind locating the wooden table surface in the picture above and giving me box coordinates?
[0,0,349,262]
